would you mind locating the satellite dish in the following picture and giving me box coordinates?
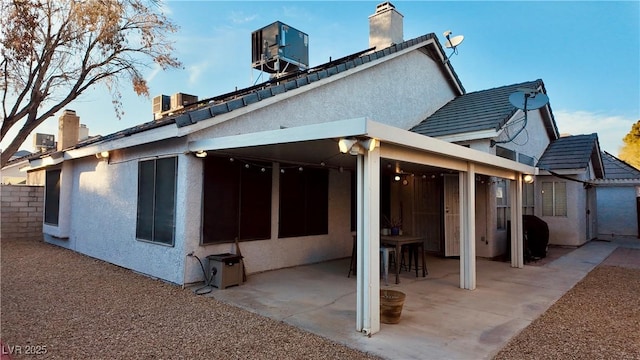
[445,35,464,49]
[442,30,465,64]
[509,89,549,110]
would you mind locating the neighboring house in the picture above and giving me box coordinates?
[593,151,640,239]
[22,2,598,334]
[2,151,49,185]
[2,150,32,184]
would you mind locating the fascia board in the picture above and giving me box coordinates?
[26,156,64,171]
[188,117,369,151]
[188,117,535,179]
[538,168,587,176]
[64,124,179,160]
[435,129,499,143]
[366,120,536,175]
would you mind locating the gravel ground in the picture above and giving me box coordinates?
[3,238,639,360]
[495,249,640,360]
[1,238,381,360]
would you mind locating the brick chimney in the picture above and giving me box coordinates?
[369,2,403,50]
[57,110,80,151]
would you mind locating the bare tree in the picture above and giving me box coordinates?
[0,0,181,166]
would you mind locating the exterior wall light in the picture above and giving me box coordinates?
[338,138,377,154]
[338,138,357,153]
[195,150,208,158]
[95,151,109,159]
[523,174,534,184]
[360,138,377,152]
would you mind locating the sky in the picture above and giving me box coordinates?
[3,0,639,157]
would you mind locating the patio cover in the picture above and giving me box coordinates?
[189,117,536,335]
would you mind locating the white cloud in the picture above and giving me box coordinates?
[187,62,209,85]
[145,64,162,83]
[229,11,257,24]
[553,110,635,156]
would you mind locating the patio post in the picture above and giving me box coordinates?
[459,163,476,290]
[510,174,524,268]
[355,147,381,335]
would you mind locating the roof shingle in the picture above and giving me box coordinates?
[411,79,545,137]
[601,151,640,179]
[537,133,599,171]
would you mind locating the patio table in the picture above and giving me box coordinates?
[381,235,426,284]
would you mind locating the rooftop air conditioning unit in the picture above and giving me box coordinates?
[152,95,170,115]
[33,133,55,152]
[251,21,308,74]
[171,93,198,110]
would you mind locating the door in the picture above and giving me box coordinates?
[414,175,442,253]
[444,174,460,257]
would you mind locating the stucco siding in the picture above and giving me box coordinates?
[189,50,455,143]
[183,166,353,284]
[45,139,188,284]
[597,186,638,238]
[539,175,588,246]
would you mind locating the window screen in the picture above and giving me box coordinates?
[279,166,328,238]
[202,156,272,244]
[136,157,177,245]
[44,169,61,225]
[496,146,516,161]
[542,181,567,217]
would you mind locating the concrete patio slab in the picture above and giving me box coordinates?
[200,238,635,359]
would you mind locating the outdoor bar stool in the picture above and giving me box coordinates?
[348,235,399,285]
[380,245,396,286]
[405,242,428,277]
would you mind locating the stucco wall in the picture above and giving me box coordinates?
[1,185,44,240]
[44,139,189,284]
[182,164,353,284]
[539,174,588,246]
[190,50,455,143]
[597,186,638,238]
[41,48,458,285]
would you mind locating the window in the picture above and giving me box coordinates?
[542,181,567,217]
[136,157,177,245]
[522,182,535,215]
[202,157,271,244]
[518,153,535,166]
[44,169,61,225]
[496,179,509,229]
[279,166,328,238]
[496,146,516,161]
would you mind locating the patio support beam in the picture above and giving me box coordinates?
[510,175,524,268]
[355,147,381,335]
[460,163,476,290]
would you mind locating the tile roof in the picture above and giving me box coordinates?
[537,133,600,172]
[170,33,464,128]
[411,79,548,137]
[37,33,463,157]
[601,151,640,179]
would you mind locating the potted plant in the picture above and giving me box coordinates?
[383,215,402,236]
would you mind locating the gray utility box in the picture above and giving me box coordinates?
[206,253,243,289]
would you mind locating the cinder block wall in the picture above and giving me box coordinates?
[1,185,44,240]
